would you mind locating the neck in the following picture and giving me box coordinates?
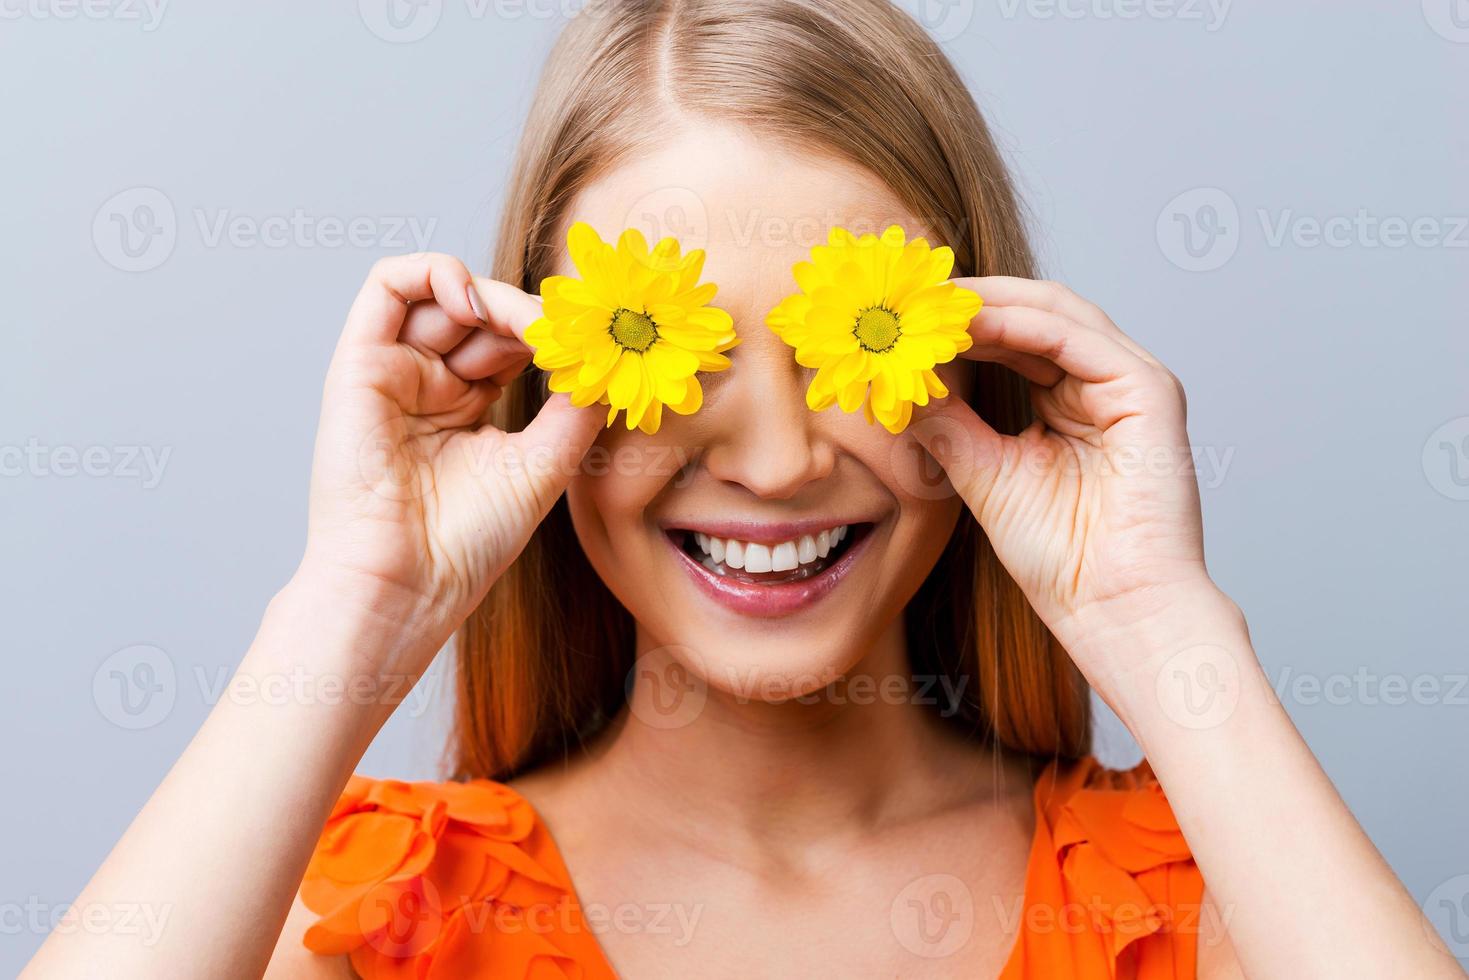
[589,618,1030,861]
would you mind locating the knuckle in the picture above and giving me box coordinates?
[1077,297,1110,324]
[1153,364,1187,399]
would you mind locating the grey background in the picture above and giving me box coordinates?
[3,1,1466,971]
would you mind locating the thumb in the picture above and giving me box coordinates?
[908,396,1006,514]
[509,391,605,502]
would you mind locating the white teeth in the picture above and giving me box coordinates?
[743,542,773,573]
[687,524,851,576]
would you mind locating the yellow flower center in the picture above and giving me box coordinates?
[853,306,902,353]
[609,308,658,353]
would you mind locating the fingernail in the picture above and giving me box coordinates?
[466,284,488,323]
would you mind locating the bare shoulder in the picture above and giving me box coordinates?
[507,752,606,843]
[264,894,354,980]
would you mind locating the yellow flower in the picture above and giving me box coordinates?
[524,222,738,434]
[766,225,982,434]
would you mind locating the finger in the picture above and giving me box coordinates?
[342,253,481,348]
[963,305,1147,384]
[963,346,1066,387]
[443,329,533,383]
[909,396,1008,511]
[959,276,1156,362]
[490,353,534,388]
[509,393,604,503]
[469,277,545,345]
[400,301,475,356]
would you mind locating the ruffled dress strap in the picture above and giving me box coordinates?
[301,775,617,979]
[1000,758,1205,980]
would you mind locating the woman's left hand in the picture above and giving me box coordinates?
[913,276,1229,693]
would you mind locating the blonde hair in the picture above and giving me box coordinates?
[452,0,1090,780]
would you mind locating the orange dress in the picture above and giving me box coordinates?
[303,758,1203,978]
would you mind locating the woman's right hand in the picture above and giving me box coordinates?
[299,252,601,675]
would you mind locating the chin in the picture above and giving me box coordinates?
[662,629,874,704]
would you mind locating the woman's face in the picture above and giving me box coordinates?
[559,123,966,700]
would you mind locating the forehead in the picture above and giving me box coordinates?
[556,122,929,297]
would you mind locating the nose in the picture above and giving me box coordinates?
[699,328,835,500]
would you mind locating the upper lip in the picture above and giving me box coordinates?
[657,516,880,544]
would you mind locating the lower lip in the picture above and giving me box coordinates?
[668,530,871,618]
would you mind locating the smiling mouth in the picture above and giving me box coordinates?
[668,523,869,586]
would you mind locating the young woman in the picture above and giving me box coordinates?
[25,1,1461,977]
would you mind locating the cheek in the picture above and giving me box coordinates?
[834,412,965,527]
[566,428,686,550]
